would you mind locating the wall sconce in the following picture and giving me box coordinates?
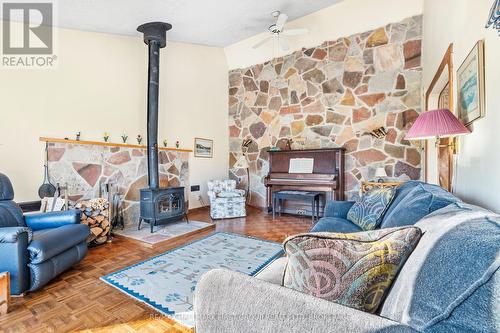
[405,108,470,155]
[241,139,252,153]
[370,127,387,139]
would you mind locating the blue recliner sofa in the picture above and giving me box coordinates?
[0,173,89,295]
[311,180,461,232]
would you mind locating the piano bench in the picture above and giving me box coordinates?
[272,190,323,223]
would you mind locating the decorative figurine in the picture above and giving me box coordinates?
[136,134,142,145]
[103,132,110,142]
[163,139,168,147]
[76,132,81,141]
[121,133,128,143]
[175,140,180,148]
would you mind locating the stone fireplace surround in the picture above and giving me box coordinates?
[43,138,190,227]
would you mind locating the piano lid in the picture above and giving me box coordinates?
[268,148,344,174]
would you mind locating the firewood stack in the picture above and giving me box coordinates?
[73,198,110,246]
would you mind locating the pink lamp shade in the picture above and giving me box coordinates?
[405,109,470,140]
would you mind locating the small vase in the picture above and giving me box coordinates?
[121,136,128,143]
[163,140,168,147]
[104,137,109,142]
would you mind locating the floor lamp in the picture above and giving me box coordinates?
[234,154,250,204]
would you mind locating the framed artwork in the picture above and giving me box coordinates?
[457,40,485,126]
[194,138,213,158]
[438,82,450,109]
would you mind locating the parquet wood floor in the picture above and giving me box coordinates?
[0,206,312,333]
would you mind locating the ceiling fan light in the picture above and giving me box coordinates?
[279,36,290,51]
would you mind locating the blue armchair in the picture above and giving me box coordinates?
[0,173,89,295]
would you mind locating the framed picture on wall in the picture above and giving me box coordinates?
[439,82,450,109]
[194,138,213,158]
[457,40,485,126]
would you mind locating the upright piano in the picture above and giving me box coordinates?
[264,148,345,216]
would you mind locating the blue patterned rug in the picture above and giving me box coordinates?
[101,232,283,327]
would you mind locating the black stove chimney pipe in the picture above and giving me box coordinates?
[137,22,172,189]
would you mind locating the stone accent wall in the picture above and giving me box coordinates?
[47,142,189,226]
[228,15,423,205]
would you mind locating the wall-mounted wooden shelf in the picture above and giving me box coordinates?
[39,137,193,153]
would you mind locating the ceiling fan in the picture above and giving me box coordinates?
[252,11,309,52]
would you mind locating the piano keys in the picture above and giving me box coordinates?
[264,148,345,216]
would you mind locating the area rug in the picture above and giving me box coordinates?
[100,232,283,327]
[112,220,214,246]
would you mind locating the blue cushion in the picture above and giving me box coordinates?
[310,217,362,233]
[28,224,89,264]
[381,181,460,228]
[0,201,26,228]
[323,201,355,219]
[24,210,81,231]
[425,270,500,333]
[382,181,420,218]
[0,173,14,201]
[347,187,395,230]
[379,202,500,332]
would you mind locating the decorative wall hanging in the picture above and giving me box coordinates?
[370,127,388,139]
[486,0,500,34]
[194,137,213,158]
[457,40,485,126]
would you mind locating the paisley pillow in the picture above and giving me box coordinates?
[283,227,422,313]
[347,187,395,230]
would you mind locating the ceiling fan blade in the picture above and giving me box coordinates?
[279,37,290,52]
[282,28,309,36]
[275,13,288,31]
[252,36,273,49]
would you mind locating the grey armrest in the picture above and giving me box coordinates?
[254,257,287,285]
[195,269,417,333]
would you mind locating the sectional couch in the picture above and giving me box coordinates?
[195,181,500,332]
[0,173,89,295]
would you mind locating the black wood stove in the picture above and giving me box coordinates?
[137,22,187,233]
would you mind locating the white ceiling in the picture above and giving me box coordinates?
[48,0,342,47]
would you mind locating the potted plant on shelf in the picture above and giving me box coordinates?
[103,132,110,142]
[136,134,142,145]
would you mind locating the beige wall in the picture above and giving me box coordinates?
[224,0,424,70]
[0,23,228,207]
[422,0,500,212]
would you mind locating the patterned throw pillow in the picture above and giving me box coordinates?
[283,227,422,313]
[347,187,395,230]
